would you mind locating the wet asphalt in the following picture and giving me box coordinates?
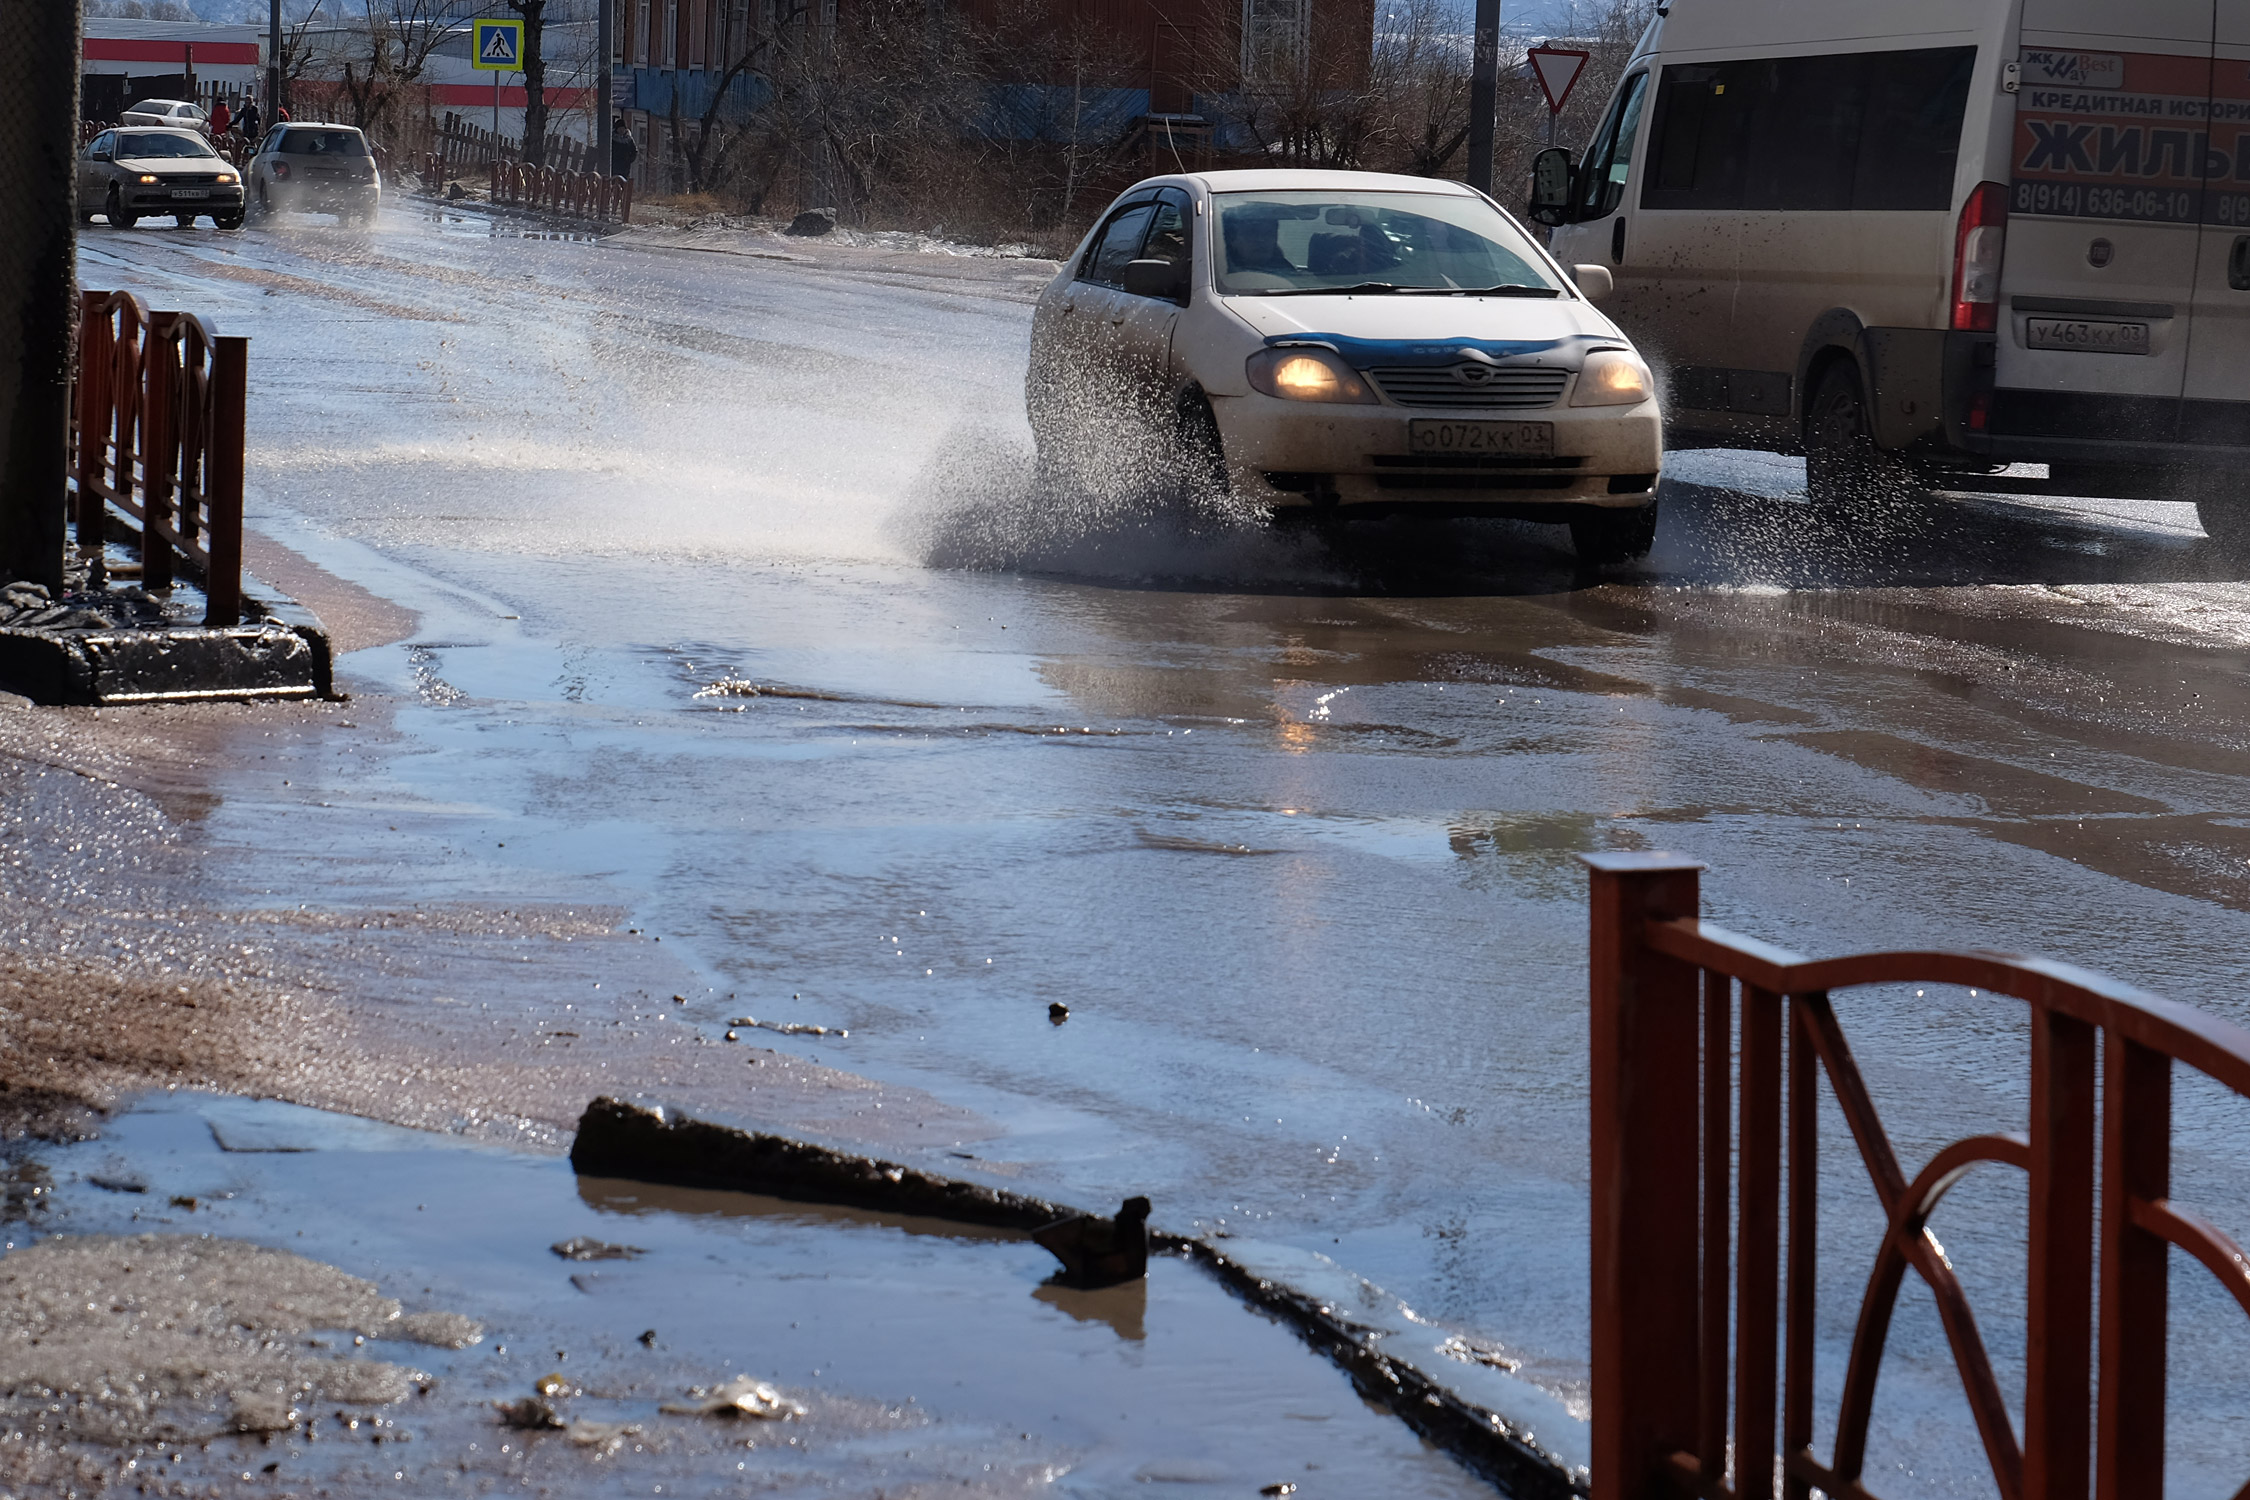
[71,203,2250,1496]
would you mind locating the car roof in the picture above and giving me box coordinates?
[114,127,210,143]
[277,122,365,133]
[1186,168,1484,196]
[129,99,189,109]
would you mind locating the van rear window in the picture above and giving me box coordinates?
[1642,46,1974,212]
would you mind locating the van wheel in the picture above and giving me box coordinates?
[1804,360,1916,512]
[1570,498,1660,566]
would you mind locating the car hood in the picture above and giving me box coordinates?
[114,155,224,172]
[1220,292,1630,364]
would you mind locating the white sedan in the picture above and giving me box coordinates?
[1026,169,1664,561]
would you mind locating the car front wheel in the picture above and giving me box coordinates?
[106,186,136,230]
[1570,497,1660,566]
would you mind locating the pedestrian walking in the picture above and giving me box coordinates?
[611,117,637,180]
[238,100,260,141]
[209,98,231,137]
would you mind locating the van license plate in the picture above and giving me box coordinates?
[2026,317,2150,355]
[1407,420,1553,457]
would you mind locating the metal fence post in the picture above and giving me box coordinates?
[142,319,177,591]
[1586,851,1707,1500]
[2096,1035,2171,1500]
[202,336,247,626]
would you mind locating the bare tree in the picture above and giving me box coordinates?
[505,0,549,164]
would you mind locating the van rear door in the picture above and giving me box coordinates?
[1997,0,2213,447]
[2181,6,2250,445]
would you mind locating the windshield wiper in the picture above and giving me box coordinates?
[1255,281,1408,296]
[1396,284,1564,297]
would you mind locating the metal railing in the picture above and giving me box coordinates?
[1585,852,2250,1500]
[484,157,633,223]
[70,289,247,624]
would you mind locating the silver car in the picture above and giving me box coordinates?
[120,98,212,135]
[248,123,382,224]
[77,127,245,230]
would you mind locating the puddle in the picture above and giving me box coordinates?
[16,1093,1499,1498]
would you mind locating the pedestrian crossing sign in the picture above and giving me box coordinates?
[471,18,523,71]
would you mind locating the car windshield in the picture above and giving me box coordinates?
[279,129,370,156]
[115,132,216,159]
[1211,190,1564,296]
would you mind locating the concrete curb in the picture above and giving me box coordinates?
[571,1097,1589,1497]
[0,568,332,707]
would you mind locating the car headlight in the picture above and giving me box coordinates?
[137,173,159,184]
[1571,349,1653,407]
[1246,347,1376,404]
[217,173,237,184]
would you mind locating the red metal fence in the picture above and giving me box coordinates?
[70,289,246,624]
[1586,852,2250,1500]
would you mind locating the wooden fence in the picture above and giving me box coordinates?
[1585,852,2250,1500]
[70,289,246,625]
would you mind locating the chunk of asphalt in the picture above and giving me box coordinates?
[567,1098,1586,1497]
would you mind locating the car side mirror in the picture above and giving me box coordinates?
[1572,264,1615,302]
[1122,257,1187,302]
[1528,146,1576,226]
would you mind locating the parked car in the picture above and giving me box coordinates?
[1027,169,1664,562]
[77,127,245,230]
[120,99,211,135]
[247,123,381,224]
[1530,0,2250,553]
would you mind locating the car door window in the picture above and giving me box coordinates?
[1142,195,1189,270]
[90,131,113,158]
[1082,202,1157,286]
[1577,71,1649,218]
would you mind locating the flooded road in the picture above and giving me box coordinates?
[69,205,2250,1496]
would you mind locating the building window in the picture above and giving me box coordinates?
[1242,0,1309,82]
[664,0,678,66]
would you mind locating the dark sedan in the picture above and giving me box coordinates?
[78,127,244,230]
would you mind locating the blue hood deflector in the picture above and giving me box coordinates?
[1262,332,1620,370]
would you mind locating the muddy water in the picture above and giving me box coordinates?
[24,1092,1489,1497]
[69,208,2250,1495]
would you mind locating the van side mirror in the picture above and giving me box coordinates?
[1122,257,1187,302]
[1527,147,1575,226]
[1572,264,1615,302]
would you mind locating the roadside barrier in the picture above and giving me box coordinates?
[1585,853,2250,1500]
[69,289,247,624]
[485,158,633,224]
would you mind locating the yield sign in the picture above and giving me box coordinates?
[1527,45,1591,114]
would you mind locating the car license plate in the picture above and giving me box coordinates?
[168,189,210,200]
[1407,420,1554,457]
[2025,317,2149,354]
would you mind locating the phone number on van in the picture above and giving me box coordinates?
[2012,181,2196,223]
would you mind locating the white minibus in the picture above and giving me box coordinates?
[1528,0,2250,549]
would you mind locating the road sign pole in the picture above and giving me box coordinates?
[1465,0,1501,194]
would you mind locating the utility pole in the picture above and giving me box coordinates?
[0,0,80,591]
[267,0,281,121]
[1465,0,1501,194]
[597,0,613,175]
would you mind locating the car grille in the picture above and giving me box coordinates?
[1366,365,1568,410]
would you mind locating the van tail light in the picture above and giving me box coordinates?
[1951,181,2008,333]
